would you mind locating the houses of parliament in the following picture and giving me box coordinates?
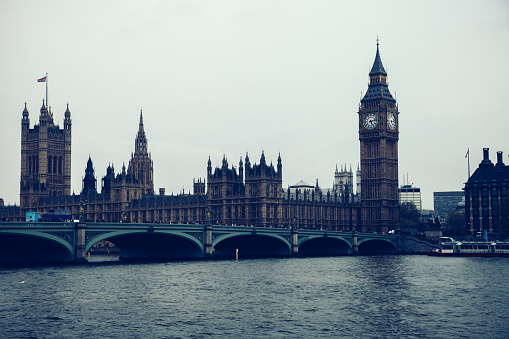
[10,43,400,233]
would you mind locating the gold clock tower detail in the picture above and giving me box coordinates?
[358,41,399,233]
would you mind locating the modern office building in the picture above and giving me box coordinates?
[399,185,422,211]
[433,191,464,222]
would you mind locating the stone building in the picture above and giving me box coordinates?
[19,100,71,216]
[333,164,361,200]
[16,41,401,232]
[464,148,509,235]
[358,41,400,233]
[206,152,283,227]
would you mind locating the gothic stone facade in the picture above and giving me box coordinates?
[20,101,71,216]
[18,43,404,231]
[25,147,360,230]
[358,42,400,233]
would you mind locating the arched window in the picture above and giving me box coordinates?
[53,156,58,174]
[48,156,52,174]
[58,157,62,174]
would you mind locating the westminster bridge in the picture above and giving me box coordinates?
[0,222,434,264]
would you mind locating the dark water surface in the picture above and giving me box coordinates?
[1,255,508,338]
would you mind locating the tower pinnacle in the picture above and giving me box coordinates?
[135,109,147,154]
[361,39,394,103]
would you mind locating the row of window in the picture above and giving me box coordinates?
[27,155,64,175]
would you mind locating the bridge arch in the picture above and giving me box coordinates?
[357,238,398,254]
[86,230,204,260]
[0,230,74,263]
[298,236,352,256]
[213,233,291,258]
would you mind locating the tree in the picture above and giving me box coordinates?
[444,210,465,236]
[399,202,424,231]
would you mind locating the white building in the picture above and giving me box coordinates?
[399,184,422,211]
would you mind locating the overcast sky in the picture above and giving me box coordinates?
[1,0,508,209]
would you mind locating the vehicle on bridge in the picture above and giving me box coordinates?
[26,209,72,222]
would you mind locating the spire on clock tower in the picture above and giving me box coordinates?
[362,39,395,104]
[370,38,386,76]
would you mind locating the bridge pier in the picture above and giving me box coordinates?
[75,223,88,263]
[204,224,214,258]
[352,230,358,254]
[292,227,299,256]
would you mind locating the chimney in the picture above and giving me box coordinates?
[159,188,165,196]
[496,151,505,166]
[480,148,494,167]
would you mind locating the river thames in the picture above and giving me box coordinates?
[1,255,508,338]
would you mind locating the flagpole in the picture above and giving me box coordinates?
[467,147,470,179]
[46,72,48,108]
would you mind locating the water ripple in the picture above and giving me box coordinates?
[0,256,508,338]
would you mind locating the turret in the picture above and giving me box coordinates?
[277,152,282,178]
[207,156,212,177]
[135,109,148,155]
[22,103,30,130]
[239,156,244,179]
[129,110,154,195]
[315,179,321,195]
[356,163,361,195]
[245,152,251,171]
[102,164,114,195]
[39,99,51,126]
[82,156,97,195]
[64,103,71,131]
[260,151,266,166]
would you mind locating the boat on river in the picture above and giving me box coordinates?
[428,241,509,257]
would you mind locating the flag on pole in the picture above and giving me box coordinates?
[465,148,469,158]
[37,76,46,82]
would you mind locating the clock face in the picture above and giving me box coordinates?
[387,113,396,130]
[363,113,378,130]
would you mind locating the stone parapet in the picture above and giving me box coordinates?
[400,236,439,254]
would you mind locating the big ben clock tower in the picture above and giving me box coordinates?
[358,40,399,233]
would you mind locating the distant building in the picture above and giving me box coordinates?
[433,191,464,223]
[420,209,439,224]
[0,198,20,221]
[399,185,422,211]
[464,148,509,235]
[333,164,358,196]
